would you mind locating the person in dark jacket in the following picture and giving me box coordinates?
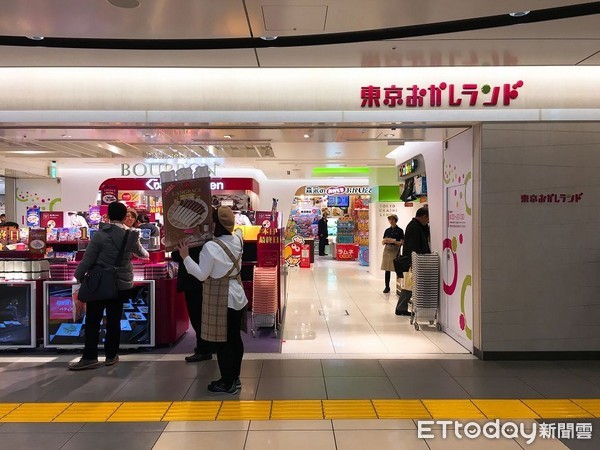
[402,207,431,258]
[381,214,404,293]
[171,246,212,362]
[317,210,329,256]
[69,202,149,370]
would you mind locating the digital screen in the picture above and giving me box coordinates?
[45,281,154,348]
[0,283,34,347]
[329,196,349,207]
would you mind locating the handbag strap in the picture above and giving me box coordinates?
[114,229,130,267]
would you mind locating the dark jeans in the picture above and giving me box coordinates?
[184,288,212,354]
[385,271,391,289]
[82,291,129,360]
[318,236,328,255]
[216,308,244,385]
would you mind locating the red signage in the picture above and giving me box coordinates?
[40,212,64,228]
[361,80,524,108]
[336,244,358,261]
[99,177,259,194]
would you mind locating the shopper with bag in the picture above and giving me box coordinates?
[176,206,248,395]
[380,214,404,293]
[69,202,149,370]
[396,207,430,316]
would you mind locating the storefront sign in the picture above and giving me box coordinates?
[520,192,583,203]
[100,177,259,194]
[361,80,524,108]
[120,162,216,177]
[304,186,372,195]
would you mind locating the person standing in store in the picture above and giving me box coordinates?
[402,207,430,258]
[381,214,404,293]
[170,245,212,363]
[317,210,329,256]
[68,211,89,230]
[123,208,138,229]
[176,206,248,394]
[69,202,149,370]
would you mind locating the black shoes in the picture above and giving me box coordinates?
[185,353,212,363]
[207,380,239,395]
[319,253,328,256]
[383,287,391,293]
[68,359,101,371]
[105,355,119,366]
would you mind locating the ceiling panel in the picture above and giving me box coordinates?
[0,0,250,39]
[256,38,600,67]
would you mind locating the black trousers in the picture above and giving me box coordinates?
[184,288,212,354]
[82,292,127,360]
[216,308,244,385]
[318,236,327,255]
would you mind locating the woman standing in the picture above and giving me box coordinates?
[70,202,148,370]
[381,214,404,293]
[176,206,248,394]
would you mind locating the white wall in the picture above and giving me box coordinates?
[15,178,63,226]
[480,123,600,352]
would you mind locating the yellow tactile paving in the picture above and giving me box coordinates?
[422,400,486,419]
[523,400,595,419]
[217,401,271,421]
[54,402,122,422]
[1,399,599,422]
[1,403,71,422]
[372,400,431,419]
[0,403,21,420]
[271,400,324,420]
[107,402,172,422]
[472,400,539,419]
[571,399,600,418]
[162,401,221,421]
[322,400,377,419]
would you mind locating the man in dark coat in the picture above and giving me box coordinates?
[402,207,430,258]
[317,210,329,256]
[171,246,212,362]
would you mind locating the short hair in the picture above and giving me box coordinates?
[416,207,429,218]
[108,202,127,221]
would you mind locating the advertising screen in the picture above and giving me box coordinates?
[44,281,155,348]
[0,282,35,348]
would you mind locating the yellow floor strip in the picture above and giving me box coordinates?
[0,403,21,420]
[107,402,172,422]
[322,400,377,419]
[373,400,431,419]
[1,403,71,422]
[217,401,271,421]
[54,402,122,423]
[0,399,599,422]
[162,401,221,421]
[472,400,539,419]
[571,399,600,418]
[523,400,594,419]
[271,400,324,420]
[423,400,486,419]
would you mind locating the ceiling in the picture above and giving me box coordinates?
[0,0,598,179]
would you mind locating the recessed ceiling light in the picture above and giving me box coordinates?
[61,134,71,138]
[384,133,395,138]
[107,0,140,8]
[224,134,233,139]
[26,36,44,40]
[9,150,52,154]
[509,11,530,17]
[260,36,278,41]
[304,134,310,138]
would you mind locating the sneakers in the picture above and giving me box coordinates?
[234,377,241,389]
[185,352,212,363]
[105,355,119,366]
[383,287,391,293]
[207,380,239,395]
[68,358,101,371]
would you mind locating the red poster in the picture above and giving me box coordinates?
[41,211,64,228]
[101,186,118,205]
[336,244,358,261]
[28,228,47,255]
[255,211,277,228]
[257,228,281,267]
[49,296,74,321]
[300,244,311,268]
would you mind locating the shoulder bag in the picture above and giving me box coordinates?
[78,230,130,303]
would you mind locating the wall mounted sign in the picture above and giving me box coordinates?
[303,186,372,196]
[520,193,583,203]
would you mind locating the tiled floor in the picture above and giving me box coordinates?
[282,258,469,355]
[1,262,599,448]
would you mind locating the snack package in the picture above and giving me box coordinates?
[162,175,212,251]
